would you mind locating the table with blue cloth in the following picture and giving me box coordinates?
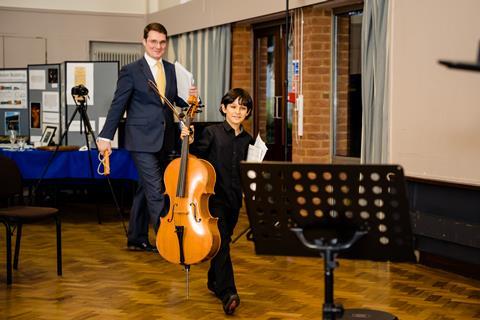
[0,147,138,223]
[0,148,138,181]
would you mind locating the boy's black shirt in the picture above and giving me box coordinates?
[191,121,253,209]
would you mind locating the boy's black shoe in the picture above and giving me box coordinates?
[127,241,158,253]
[222,293,240,315]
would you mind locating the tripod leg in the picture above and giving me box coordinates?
[232,226,251,244]
[79,111,103,224]
[78,106,128,236]
[35,107,80,195]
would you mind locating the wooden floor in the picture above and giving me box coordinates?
[1,203,479,320]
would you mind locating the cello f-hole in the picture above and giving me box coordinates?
[167,204,177,223]
[190,202,201,223]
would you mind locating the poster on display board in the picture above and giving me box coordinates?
[0,69,29,136]
[66,62,94,105]
[64,61,118,147]
[28,64,62,144]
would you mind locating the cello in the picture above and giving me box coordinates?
[150,84,220,282]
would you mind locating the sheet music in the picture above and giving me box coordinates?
[246,133,268,162]
[174,61,194,103]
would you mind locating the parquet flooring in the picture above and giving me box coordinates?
[1,203,479,319]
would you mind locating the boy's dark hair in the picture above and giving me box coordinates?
[219,88,253,119]
[144,23,168,39]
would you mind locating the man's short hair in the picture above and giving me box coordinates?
[144,23,168,39]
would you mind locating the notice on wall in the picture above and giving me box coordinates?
[0,83,27,109]
[42,91,59,112]
[0,70,27,82]
[29,69,46,90]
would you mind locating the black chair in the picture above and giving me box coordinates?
[0,155,62,285]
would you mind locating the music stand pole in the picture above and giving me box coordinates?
[292,229,367,320]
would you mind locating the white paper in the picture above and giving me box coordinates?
[42,112,59,124]
[246,133,268,162]
[0,70,27,82]
[30,135,41,143]
[0,83,27,109]
[29,70,46,90]
[69,121,81,132]
[174,61,194,103]
[69,120,95,132]
[42,91,59,112]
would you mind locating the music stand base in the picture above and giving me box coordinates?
[338,309,397,320]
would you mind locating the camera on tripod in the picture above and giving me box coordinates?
[71,84,89,97]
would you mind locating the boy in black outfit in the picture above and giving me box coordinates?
[181,88,253,315]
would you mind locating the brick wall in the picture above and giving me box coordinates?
[231,23,253,133]
[292,6,332,163]
[231,7,333,162]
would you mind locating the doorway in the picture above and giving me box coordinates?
[253,21,291,161]
[332,8,363,161]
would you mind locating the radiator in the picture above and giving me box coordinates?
[92,51,141,68]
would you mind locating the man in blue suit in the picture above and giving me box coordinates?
[98,23,197,252]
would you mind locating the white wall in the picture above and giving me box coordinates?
[0,0,147,14]
[0,7,145,66]
[389,0,480,186]
[148,0,328,35]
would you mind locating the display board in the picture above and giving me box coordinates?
[0,68,28,137]
[62,61,119,147]
[27,64,62,144]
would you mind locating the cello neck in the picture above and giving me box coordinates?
[176,117,191,197]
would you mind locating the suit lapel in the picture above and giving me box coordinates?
[139,57,163,105]
[163,62,173,98]
[139,58,155,84]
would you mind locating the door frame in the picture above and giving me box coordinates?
[252,19,290,161]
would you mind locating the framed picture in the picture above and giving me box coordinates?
[40,126,56,145]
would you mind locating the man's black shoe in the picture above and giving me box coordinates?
[127,241,158,253]
[222,293,240,315]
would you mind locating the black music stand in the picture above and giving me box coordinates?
[240,162,415,320]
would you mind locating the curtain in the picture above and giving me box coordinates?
[166,24,231,122]
[361,0,390,163]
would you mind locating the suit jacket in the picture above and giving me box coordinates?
[100,57,186,153]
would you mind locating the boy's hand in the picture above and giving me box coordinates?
[180,125,194,144]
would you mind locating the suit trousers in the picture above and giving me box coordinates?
[127,150,169,244]
[208,200,240,298]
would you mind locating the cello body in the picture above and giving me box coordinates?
[157,154,220,265]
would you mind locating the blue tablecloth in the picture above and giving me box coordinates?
[0,148,138,180]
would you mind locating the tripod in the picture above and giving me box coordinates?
[34,94,127,236]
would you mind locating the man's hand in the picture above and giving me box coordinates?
[189,86,198,98]
[97,139,112,156]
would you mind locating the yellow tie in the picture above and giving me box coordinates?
[155,61,166,97]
